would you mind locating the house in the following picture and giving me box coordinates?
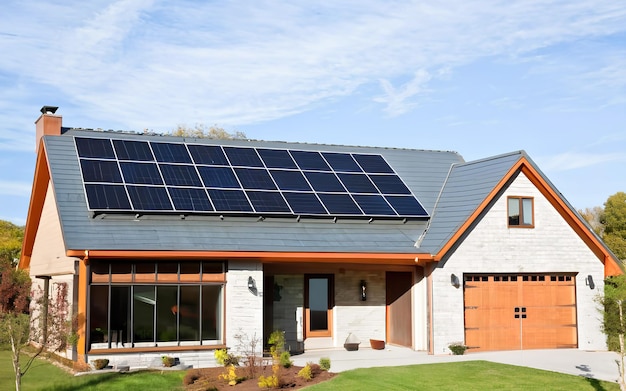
[20,106,622,368]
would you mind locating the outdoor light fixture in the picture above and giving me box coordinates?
[586,275,595,290]
[450,273,460,288]
[360,280,367,301]
[248,276,256,292]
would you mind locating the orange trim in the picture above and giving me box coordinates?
[434,157,622,276]
[19,142,51,270]
[77,260,88,358]
[66,249,431,265]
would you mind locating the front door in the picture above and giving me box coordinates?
[386,271,413,347]
[305,274,333,338]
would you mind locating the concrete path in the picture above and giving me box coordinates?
[291,345,621,383]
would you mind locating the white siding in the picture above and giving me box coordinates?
[431,173,605,353]
[225,261,264,355]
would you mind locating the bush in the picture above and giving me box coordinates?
[449,343,468,355]
[297,363,312,381]
[258,374,279,389]
[214,348,239,366]
[319,357,331,371]
[219,364,245,386]
[161,355,176,367]
[92,358,109,370]
[279,351,292,368]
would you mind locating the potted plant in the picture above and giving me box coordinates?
[448,342,468,355]
[162,355,176,367]
[92,358,109,370]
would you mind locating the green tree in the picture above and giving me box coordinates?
[169,124,247,140]
[579,206,605,236]
[602,192,626,261]
[601,274,626,390]
[0,220,24,267]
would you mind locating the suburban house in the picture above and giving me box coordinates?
[20,106,622,368]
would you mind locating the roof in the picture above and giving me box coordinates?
[42,129,464,255]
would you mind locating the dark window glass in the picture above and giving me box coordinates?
[385,195,428,216]
[80,160,122,183]
[291,151,331,171]
[235,168,277,190]
[337,173,378,194]
[223,147,263,167]
[89,285,109,346]
[113,140,153,161]
[353,154,395,173]
[181,262,200,275]
[179,286,200,341]
[156,286,178,342]
[322,152,362,172]
[353,195,396,215]
[202,285,221,341]
[258,149,297,169]
[304,172,345,192]
[246,191,290,213]
[208,189,253,212]
[85,184,131,209]
[127,186,172,210]
[508,197,533,226]
[133,286,155,343]
[151,142,192,163]
[120,162,163,185]
[198,166,240,188]
[283,192,327,215]
[110,286,130,347]
[369,175,411,194]
[168,188,213,211]
[188,145,229,165]
[75,137,115,159]
[318,193,362,215]
[203,262,224,274]
[160,164,202,187]
[270,170,311,191]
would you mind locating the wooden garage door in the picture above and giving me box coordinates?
[464,274,577,352]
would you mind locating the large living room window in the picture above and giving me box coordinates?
[508,196,534,228]
[89,261,224,350]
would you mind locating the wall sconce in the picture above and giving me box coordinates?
[586,275,595,290]
[248,276,257,295]
[450,274,460,288]
[360,280,367,301]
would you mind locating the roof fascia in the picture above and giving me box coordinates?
[433,156,622,276]
[69,249,434,266]
[19,140,51,270]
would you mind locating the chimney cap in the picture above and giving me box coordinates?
[40,106,59,114]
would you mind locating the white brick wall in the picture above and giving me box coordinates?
[225,260,264,356]
[431,173,606,353]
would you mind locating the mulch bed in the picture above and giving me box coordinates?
[183,363,335,390]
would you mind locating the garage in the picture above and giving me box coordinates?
[464,273,577,352]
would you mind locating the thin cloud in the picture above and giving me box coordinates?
[375,70,432,116]
[538,151,626,172]
[0,181,31,197]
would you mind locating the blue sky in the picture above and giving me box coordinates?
[0,1,624,225]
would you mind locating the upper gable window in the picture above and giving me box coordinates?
[508,196,534,228]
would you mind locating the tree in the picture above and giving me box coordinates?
[169,124,247,140]
[0,220,24,267]
[601,274,626,390]
[602,192,626,261]
[579,206,605,237]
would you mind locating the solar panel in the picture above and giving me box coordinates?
[76,137,428,218]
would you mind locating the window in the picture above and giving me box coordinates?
[89,261,224,350]
[508,196,534,227]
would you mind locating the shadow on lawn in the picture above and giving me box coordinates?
[37,373,119,391]
[584,377,611,391]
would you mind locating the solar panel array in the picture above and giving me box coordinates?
[75,137,429,219]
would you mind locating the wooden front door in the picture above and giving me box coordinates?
[386,271,413,347]
[304,274,334,338]
[464,274,577,352]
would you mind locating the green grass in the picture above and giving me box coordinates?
[0,349,185,391]
[304,361,620,391]
[1,350,620,391]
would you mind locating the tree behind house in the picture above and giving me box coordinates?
[169,124,247,139]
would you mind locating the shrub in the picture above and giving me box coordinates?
[161,355,176,367]
[319,357,331,371]
[92,358,109,370]
[258,374,279,389]
[297,363,313,381]
[279,351,292,368]
[214,348,239,366]
[219,364,244,386]
[449,342,468,355]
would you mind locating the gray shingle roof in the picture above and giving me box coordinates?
[45,129,464,254]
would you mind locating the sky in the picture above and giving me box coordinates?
[0,1,624,226]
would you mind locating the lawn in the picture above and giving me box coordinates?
[0,350,619,390]
[304,361,620,390]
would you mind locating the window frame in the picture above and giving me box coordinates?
[507,196,534,228]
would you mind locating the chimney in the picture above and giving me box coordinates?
[35,106,62,153]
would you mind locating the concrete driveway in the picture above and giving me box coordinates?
[291,345,621,383]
